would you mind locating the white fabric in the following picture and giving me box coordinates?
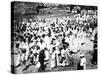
[80,57,86,66]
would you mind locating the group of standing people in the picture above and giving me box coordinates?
[11,6,97,73]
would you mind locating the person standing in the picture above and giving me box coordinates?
[38,49,46,71]
[77,54,86,70]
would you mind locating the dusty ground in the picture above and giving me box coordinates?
[14,50,97,74]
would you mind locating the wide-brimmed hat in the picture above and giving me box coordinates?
[80,53,85,57]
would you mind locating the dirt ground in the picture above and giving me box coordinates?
[14,50,97,74]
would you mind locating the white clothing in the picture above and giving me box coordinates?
[80,57,86,66]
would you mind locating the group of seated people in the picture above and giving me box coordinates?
[11,7,97,72]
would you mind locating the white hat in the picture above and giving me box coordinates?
[80,53,85,57]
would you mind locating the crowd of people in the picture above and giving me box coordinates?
[11,7,97,73]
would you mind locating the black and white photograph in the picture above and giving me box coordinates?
[11,1,97,74]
